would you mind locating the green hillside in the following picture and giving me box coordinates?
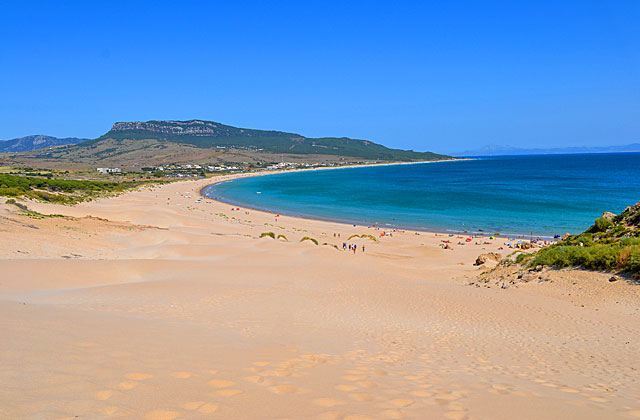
[94,120,450,162]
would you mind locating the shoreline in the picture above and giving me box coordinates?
[198,161,555,241]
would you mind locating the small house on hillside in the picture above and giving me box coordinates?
[96,167,122,174]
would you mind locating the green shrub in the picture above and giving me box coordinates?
[530,242,640,274]
[515,253,532,264]
[627,247,640,273]
[593,216,613,232]
[0,173,147,204]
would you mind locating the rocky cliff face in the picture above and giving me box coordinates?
[112,120,224,136]
[110,120,279,138]
[614,203,640,230]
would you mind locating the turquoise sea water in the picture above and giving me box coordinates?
[204,153,640,237]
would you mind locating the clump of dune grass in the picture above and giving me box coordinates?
[260,231,276,239]
[322,242,340,250]
[348,233,378,242]
[300,236,319,245]
[277,234,288,241]
[5,200,66,219]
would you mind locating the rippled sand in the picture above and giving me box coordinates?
[1,175,638,419]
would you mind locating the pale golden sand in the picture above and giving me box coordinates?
[1,174,639,419]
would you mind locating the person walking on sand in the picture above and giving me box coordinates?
[362,245,365,253]
[352,244,357,254]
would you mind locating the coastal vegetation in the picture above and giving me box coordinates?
[260,231,276,239]
[519,203,640,276]
[0,173,149,204]
[347,233,378,242]
[4,199,66,219]
[300,236,319,245]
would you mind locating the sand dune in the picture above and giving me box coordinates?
[1,175,639,419]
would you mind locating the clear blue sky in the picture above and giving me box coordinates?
[1,1,638,152]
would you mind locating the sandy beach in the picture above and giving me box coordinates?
[1,174,639,419]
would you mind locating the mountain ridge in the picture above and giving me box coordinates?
[95,119,450,162]
[0,135,87,153]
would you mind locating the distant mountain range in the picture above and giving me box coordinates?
[0,135,87,153]
[1,120,451,169]
[453,143,640,157]
[91,119,448,162]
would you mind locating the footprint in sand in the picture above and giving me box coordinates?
[357,381,378,389]
[490,384,511,394]
[381,409,404,419]
[389,398,414,408]
[262,369,292,377]
[144,410,181,420]
[447,402,466,412]
[444,411,468,420]
[100,406,119,416]
[208,379,235,388]
[126,373,153,381]
[316,411,342,420]
[349,393,374,402]
[342,374,367,382]
[343,415,374,420]
[171,371,193,379]
[435,392,462,403]
[76,341,99,348]
[182,401,219,414]
[95,390,113,401]
[269,384,299,394]
[117,381,138,390]
[410,390,432,398]
[253,361,271,367]
[244,375,265,384]
[335,384,358,392]
[215,389,244,397]
[198,403,219,414]
[182,401,206,410]
[313,397,346,407]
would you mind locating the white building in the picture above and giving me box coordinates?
[97,167,122,174]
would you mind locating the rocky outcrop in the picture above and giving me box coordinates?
[111,120,236,137]
[474,252,502,266]
[616,202,640,228]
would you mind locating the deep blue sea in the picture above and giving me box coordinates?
[204,153,640,237]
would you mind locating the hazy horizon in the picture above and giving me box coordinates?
[1,1,638,153]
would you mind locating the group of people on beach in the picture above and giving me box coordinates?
[342,242,365,253]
